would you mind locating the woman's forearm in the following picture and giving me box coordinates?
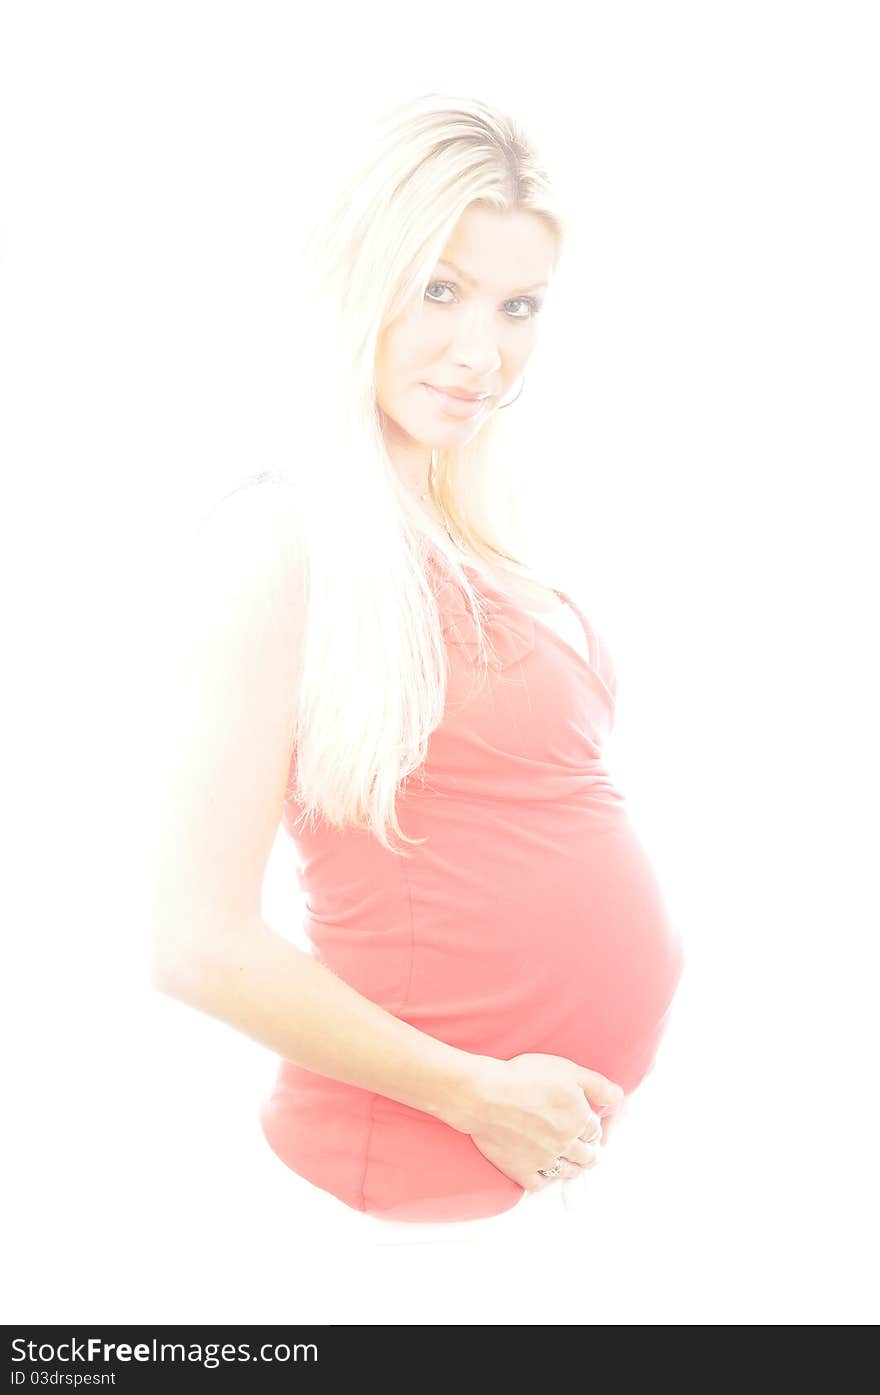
[151,919,488,1134]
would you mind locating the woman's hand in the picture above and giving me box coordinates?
[454,1052,625,1192]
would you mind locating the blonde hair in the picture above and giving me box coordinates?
[220,92,567,855]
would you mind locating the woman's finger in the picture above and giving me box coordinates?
[599,1098,628,1145]
[530,1157,585,1189]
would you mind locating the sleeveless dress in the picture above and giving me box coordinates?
[259,551,685,1223]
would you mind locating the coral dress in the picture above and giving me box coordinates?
[259,552,685,1222]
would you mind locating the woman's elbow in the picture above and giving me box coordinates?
[146,908,261,1005]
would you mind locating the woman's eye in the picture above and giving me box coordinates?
[425,281,540,320]
[425,281,454,304]
[506,296,541,319]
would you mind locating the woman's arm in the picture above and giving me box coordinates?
[145,482,485,1134]
[153,913,484,1131]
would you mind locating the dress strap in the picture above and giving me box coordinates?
[554,589,618,700]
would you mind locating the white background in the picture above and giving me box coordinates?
[2,0,877,1324]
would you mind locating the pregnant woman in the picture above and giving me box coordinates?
[147,91,685,1234]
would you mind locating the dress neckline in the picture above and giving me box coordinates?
[459,562,598,680]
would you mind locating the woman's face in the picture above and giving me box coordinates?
[375,204,557,461]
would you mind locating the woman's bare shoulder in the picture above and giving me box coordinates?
[202,469,303,539]
[156,471,308,680]
[194,471,306,589]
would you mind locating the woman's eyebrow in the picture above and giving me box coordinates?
[436,258,548,293]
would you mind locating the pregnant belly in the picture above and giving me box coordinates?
[382,811,685,1083]
[260,814,685,1223]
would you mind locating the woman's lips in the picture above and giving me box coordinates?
[423,384,490,419]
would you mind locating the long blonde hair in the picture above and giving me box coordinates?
[219,92,567,855]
